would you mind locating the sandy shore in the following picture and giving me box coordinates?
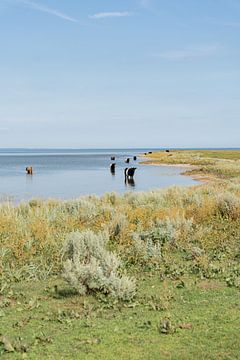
[140,161,197,169]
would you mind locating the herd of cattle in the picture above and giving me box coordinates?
[110,156,137,181]
[25,151,171,182]
[25,155,139,180]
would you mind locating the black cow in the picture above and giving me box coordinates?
[110,163,116,173]
[125,167,137,179]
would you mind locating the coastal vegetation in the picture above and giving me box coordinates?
[142,149,240,180]
[0,150,240,359]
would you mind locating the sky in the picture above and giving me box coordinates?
[0,0,239,148]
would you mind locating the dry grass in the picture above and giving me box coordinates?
[141,150,240,179]
[0,179,239,288]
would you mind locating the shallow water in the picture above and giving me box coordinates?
[0,149,199,202]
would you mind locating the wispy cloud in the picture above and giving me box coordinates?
[16,0,78,22]
[89,12,133,19]
[153,45,220,61]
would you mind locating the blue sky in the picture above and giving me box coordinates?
[0,0,239,148]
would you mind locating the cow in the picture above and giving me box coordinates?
[110,163,116,173]
[26,166,33,175]
[125,167,137,179]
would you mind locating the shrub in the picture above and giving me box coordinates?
[215,192,240,219]
[62,230,136,300]
[128,216,193,267]
[108,213,128,238]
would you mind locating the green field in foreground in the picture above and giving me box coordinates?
[1,150,240,359]
[1,275,240,360]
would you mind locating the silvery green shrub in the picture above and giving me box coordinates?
[129,216,193,266]
[62,230,136,300]
[108,213,128,238]
[215,192,240,218]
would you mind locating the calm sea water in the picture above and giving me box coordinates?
[0,149,199,202]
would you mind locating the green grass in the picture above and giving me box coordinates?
[191,150,240,160]
[1,275,240,359]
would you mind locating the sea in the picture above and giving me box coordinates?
[0,148,200,202]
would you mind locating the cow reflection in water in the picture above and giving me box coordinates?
[125,177,135,187]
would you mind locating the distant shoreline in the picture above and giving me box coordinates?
[139,149,240,184]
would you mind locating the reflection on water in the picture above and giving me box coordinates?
[0,149,199,202]
[125,178,135,188]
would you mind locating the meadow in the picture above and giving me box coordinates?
[0,150,240,359]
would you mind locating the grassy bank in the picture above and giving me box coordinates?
[1,150,240,359]
[1,274,239,359]
[141,149,240,180]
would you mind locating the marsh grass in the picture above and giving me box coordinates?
[142,149,240,179]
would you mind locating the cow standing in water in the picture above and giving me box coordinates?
[124,167,137,179]
[110,163,116,174]
[26,166,33,175]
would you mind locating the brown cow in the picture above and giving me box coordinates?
[26,166,33,175]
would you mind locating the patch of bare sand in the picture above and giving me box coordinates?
[140,161,197,168]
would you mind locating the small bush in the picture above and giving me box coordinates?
[108,213,128,238]
[126,216,193,268]
[62,230,136,300]
[215,192,240,219]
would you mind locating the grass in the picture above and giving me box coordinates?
[1,275,240,359]
[141,149,240,180]
[191,150,240,160]
[142,149,240,162]
[0,149,240,359]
